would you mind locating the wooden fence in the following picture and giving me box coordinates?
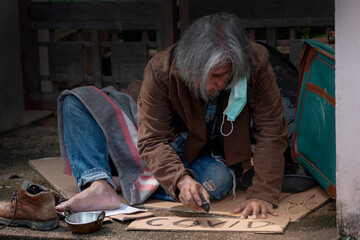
[179,0,334,66]
[18,0,334,110]
[19,0,177,110]
[179,0,334,46]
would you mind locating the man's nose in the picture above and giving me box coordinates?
[207,78,214,89]
[208,79,223,91]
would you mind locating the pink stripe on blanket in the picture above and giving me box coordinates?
[139,175,156,181]
[64,154,72,175]
[91,86,142,167]
[135,181,159,191]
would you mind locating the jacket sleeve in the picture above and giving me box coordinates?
[137,61,194,201]
[246,49,288,207]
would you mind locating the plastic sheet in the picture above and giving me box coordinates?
[256,41,299,142]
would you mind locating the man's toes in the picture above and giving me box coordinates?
[55,199,74,212]
[55,202,66,212]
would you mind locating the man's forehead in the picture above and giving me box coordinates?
[211,62,232,73]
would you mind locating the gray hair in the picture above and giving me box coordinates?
[175,12,255,101]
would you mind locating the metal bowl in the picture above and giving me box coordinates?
[64,207,105,234]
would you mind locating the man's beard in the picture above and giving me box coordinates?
[184,79,226,102]
[198,89,226,102]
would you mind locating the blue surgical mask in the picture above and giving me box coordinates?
[220,76,247,136]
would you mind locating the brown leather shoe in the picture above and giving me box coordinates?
[0,181,59,231]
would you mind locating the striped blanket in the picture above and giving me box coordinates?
[57,86,159,205]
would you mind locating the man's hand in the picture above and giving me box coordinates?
[233,198,278,219]
[176,175,210,211]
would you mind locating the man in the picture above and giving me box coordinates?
[56,12,288,220]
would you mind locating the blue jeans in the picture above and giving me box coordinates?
[151,153,234,201]
[62,95,234,200]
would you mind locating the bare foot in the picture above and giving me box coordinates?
[55,179,121,212]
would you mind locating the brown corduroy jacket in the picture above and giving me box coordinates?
[137,42,288,206]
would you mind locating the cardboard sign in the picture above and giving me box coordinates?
[127,216,289,233]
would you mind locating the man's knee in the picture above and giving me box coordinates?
[200,163,233,200]
[62,95,84,117]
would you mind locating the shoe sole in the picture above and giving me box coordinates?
[0,216,59,231]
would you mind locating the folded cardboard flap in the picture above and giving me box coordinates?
[28,157,79,199]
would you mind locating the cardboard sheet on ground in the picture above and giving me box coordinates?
[139,186,329,222]
[28,157,80,199]
[28,157,330,229]
[28,157,126,203]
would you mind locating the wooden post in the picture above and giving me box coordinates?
[91,29,102,89]
[18,0,31,95]
[248,29,256,41]
[78,30,88,83]
[266,27,277,48]
[179,0,190,34]
[290,28,296,40]
[163,0,178,48]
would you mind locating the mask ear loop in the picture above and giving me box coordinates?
[220,114,234,137]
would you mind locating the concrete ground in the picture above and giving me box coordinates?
[0,115,339,240]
